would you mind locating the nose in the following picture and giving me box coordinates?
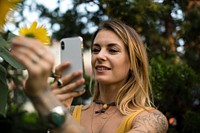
[96,49,107,61]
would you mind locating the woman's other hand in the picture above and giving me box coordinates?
[51,62,85,108]
[11,36,54,96]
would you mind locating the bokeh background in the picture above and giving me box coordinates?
[0,0,200,132]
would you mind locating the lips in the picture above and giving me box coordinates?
[95,66,111,70]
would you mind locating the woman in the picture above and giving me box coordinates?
[11,19,168,133]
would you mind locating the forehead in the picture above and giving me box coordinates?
[93,29,124,46]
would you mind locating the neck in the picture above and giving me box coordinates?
[98,84,119,103]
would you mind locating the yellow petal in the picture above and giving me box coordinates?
[30,21,38,31]
[18,21,51,46]
[0,0,22,30]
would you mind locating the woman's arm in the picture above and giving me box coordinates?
[10,36,87,133]
[29,87,87,133]
[128,109,168,133]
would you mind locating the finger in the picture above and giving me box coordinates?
[11,38,54,77]
[52,78,85,94]
[11,36,52,63]
[62,70,83,85]
[11,44,54,72]
[61,78,85,93]
[56,89,85,102]
[11,47,36,70]
[51,70,83,89]
[54,61,71,78]
[12,36,52,60]
[12,36,46,53]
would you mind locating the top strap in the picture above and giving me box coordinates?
[116,108,154,133]
[72,105,83,123]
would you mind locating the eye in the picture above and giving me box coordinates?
[109,48,119,54]
[92,47,100,54]
[109,49,118,53]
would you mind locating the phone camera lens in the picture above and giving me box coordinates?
[61,41,65,50]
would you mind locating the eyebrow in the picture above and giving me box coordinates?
[93,43,120,47]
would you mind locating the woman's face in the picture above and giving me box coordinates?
[92,29,130,86]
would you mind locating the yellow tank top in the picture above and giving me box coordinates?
[72,105,149,133]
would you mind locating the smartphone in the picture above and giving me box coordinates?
[60,36,84,91]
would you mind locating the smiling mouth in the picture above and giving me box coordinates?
[95,66,111,70]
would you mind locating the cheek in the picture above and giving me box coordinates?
[91,55,96,69]
[116,62,130,79]
[119,62,130,73]
[119,57,130,73]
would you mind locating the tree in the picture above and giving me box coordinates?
[179,2,200,74]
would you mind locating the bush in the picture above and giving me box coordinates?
[150,56,200,132]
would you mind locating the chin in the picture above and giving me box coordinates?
[96,79,111,85]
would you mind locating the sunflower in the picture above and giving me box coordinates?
[19,21,51,46]
[0,0,22,30]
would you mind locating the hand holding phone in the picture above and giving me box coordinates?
[60,36,85,91]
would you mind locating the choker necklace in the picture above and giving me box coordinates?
[93,99,116,113]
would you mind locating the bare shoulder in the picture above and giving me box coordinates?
[128,109,168,133]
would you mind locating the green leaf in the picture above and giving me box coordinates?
[7,33,17,48]
[0,34,24,69]
[0,47,25,69]
[0,35,9,49]
[0,64,9,116]
[7,32,17,41]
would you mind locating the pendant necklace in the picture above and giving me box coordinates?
[93,99,116,113]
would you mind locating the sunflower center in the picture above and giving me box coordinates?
[25,33,36,38]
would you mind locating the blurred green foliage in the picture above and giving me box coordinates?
[150,55,200,132]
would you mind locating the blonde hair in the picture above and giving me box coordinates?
[90,19,153,115]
